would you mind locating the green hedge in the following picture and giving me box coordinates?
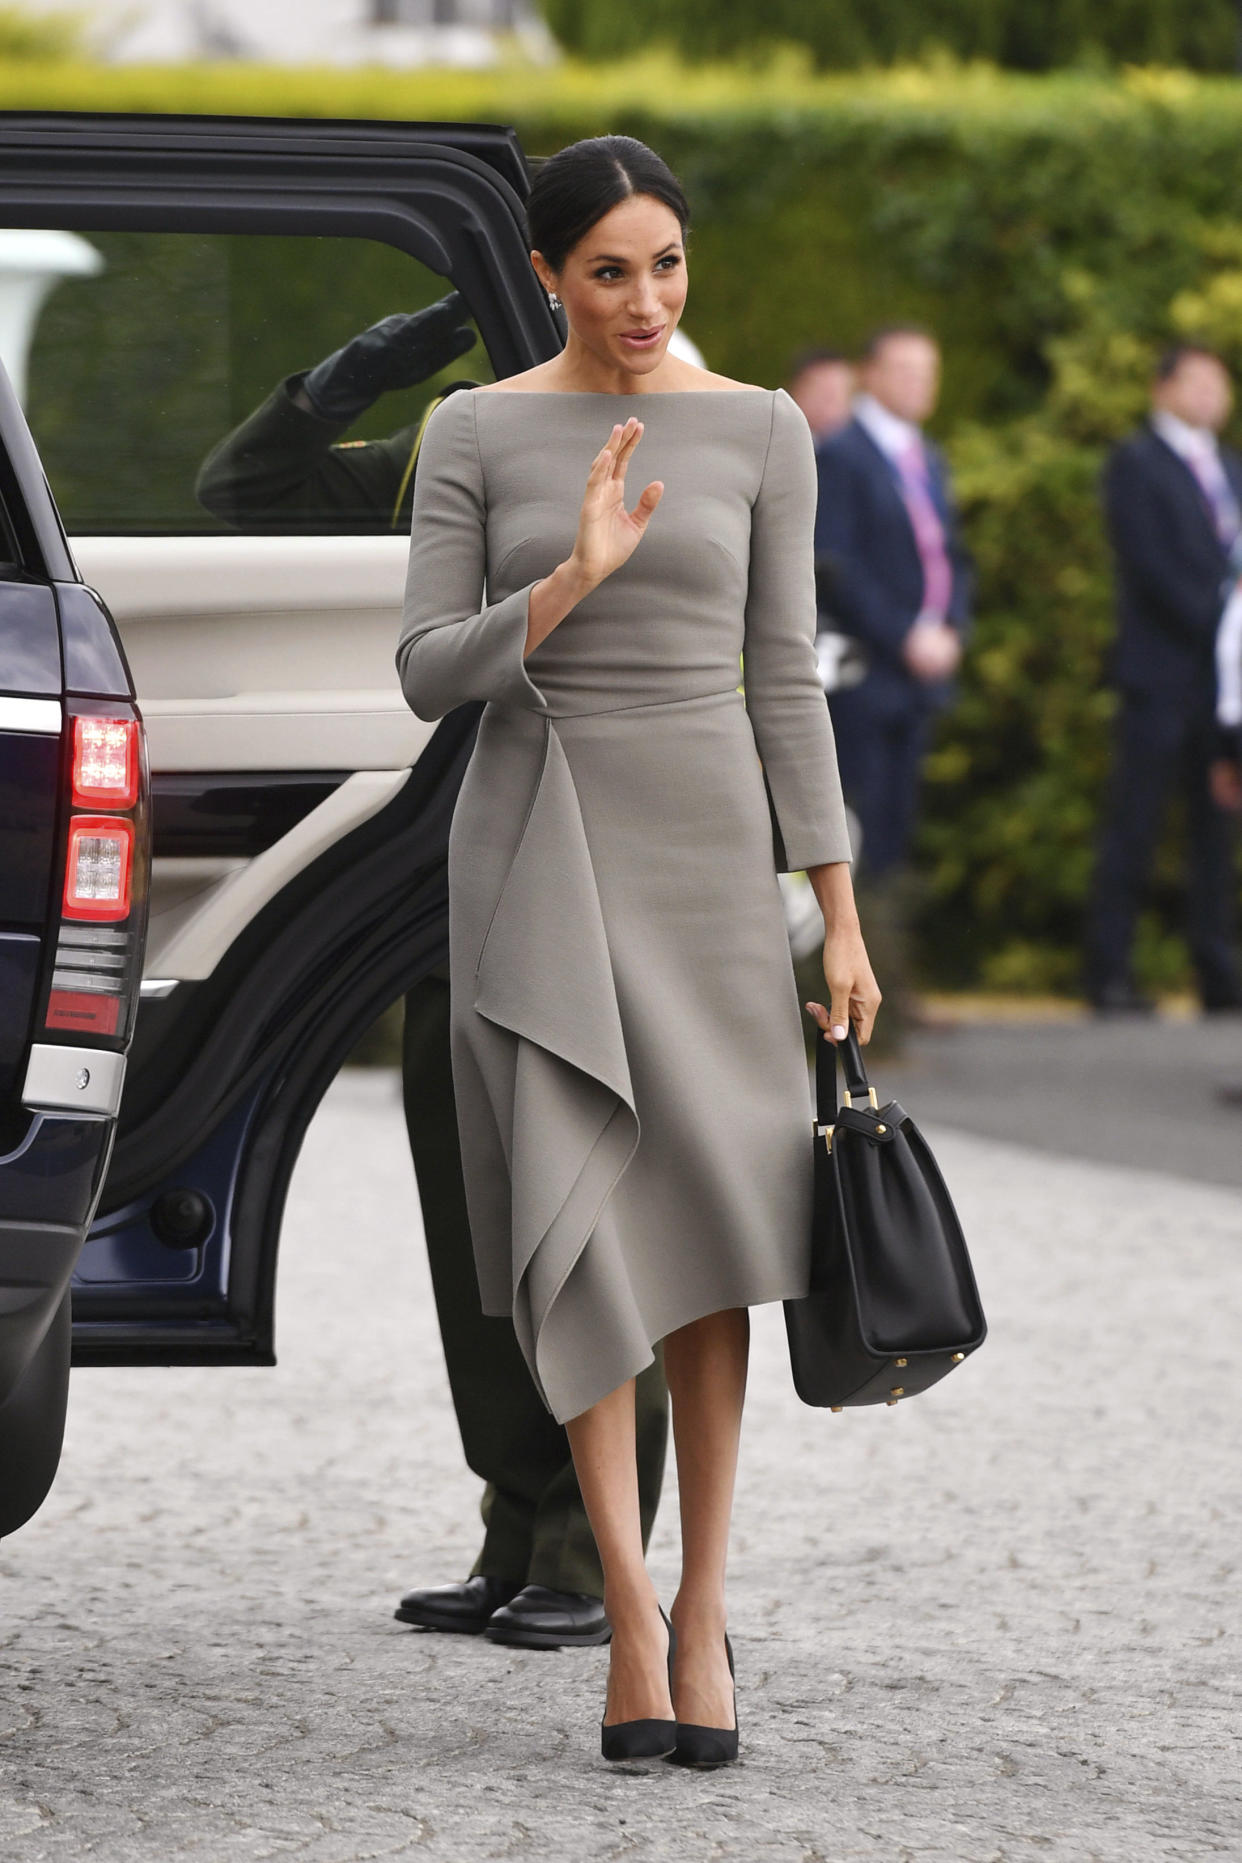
[5,60,1242,991]
[543,0,1242,73]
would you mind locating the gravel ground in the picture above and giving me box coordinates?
[0,1067,1238,1863]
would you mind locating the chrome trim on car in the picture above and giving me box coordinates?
[22,1044,126,1117]
[0,694,61,734]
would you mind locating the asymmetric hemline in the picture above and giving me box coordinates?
[398,386,851,1422]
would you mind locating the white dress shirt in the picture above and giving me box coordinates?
[1152,413,1242,726]
[853,391,921,462]
[1150,407,1223,470]
[1150,408,1239,538]
[1218,587,1242,728]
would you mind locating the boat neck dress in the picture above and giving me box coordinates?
[397,385,852,1424]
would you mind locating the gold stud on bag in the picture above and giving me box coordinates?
[784,1027,986,1410]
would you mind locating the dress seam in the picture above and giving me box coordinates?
[534,687,742,720]
[470,389,487,515]
[753,389,779,508]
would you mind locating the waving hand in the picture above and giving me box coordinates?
[525,416,664,657]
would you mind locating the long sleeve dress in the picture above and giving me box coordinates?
[397,386,851,1423]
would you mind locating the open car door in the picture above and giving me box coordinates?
[0,111,558,1378]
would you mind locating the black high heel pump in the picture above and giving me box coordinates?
[669,1633,738,1768]
[599,1607,677,1763]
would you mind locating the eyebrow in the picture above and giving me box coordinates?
[586,243,682,264]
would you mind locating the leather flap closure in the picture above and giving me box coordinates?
[835,1101,907,1143]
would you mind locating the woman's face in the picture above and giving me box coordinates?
[535,194,687,377]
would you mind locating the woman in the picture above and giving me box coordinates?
[397,136,880,1767]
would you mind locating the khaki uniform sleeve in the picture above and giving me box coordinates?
[195,376,417,534]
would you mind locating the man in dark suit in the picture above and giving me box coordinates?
[814,325,971,895]
[1085,344,1242,1013]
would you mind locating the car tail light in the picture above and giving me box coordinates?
[72,715,139,808]
[62,815,134,922]
[39,698,149,1051]
[45,987,120,1036]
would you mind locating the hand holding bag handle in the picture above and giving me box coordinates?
[819,1021,873,1120]
[784,1027,987,1409]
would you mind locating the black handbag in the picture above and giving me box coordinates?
[784,1028,986,1409]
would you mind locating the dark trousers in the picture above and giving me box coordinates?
[1085,693,1241,1005]
[401,975,668,1596]
[828,682,932,877]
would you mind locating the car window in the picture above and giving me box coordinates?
[0,491,22,575]
[17,230,495,537]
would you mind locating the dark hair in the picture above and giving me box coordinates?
[1155,342,1226,382]
[860,323,938,363]
[788,345,852,379]
[526,136,690,272]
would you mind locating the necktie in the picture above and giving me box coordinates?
[895,438,953,619]
[1186,443,1241,550]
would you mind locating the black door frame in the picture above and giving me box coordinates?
[0,113,557,382]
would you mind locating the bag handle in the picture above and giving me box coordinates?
[814,1024,875,1125]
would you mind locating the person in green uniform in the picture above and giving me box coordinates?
[195,292,668,1649]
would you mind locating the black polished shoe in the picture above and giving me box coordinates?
[601,1608,677,1763]
[485,1584,612,1649]
[669,1633,739,1769]
[1088,981,1157,1017]
[394,1574,520,1635]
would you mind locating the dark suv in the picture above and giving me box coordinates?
[0,112,559,1537]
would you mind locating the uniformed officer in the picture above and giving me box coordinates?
[196,293,669,1649]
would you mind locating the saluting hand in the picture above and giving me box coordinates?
[569,418,664,589]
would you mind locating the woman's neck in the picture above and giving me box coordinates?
[541,340,685,397]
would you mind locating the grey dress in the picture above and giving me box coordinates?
[397,386,851,1423]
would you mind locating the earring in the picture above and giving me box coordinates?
[547,292,562,312]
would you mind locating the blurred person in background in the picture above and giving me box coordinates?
[786,345,855,444]
[1085,344,1242,1016]
[1214,572,1242,806]
[813,325,972,1022]
[1211,608,1242,1102]
[196,292,670,1652]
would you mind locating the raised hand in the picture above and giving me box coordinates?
[302,295,476,423]
[524,417,664,659]
[569,418,664,589]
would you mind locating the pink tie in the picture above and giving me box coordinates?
[1186,445,1241,548]
[895,438,953,620]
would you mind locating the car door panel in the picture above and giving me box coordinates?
[70,531,433,981]
[71,536,431,774]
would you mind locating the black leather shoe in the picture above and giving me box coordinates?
[394,1574,520,1635]
[485,1584,612,1649]
[1088,981,1157,1016]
